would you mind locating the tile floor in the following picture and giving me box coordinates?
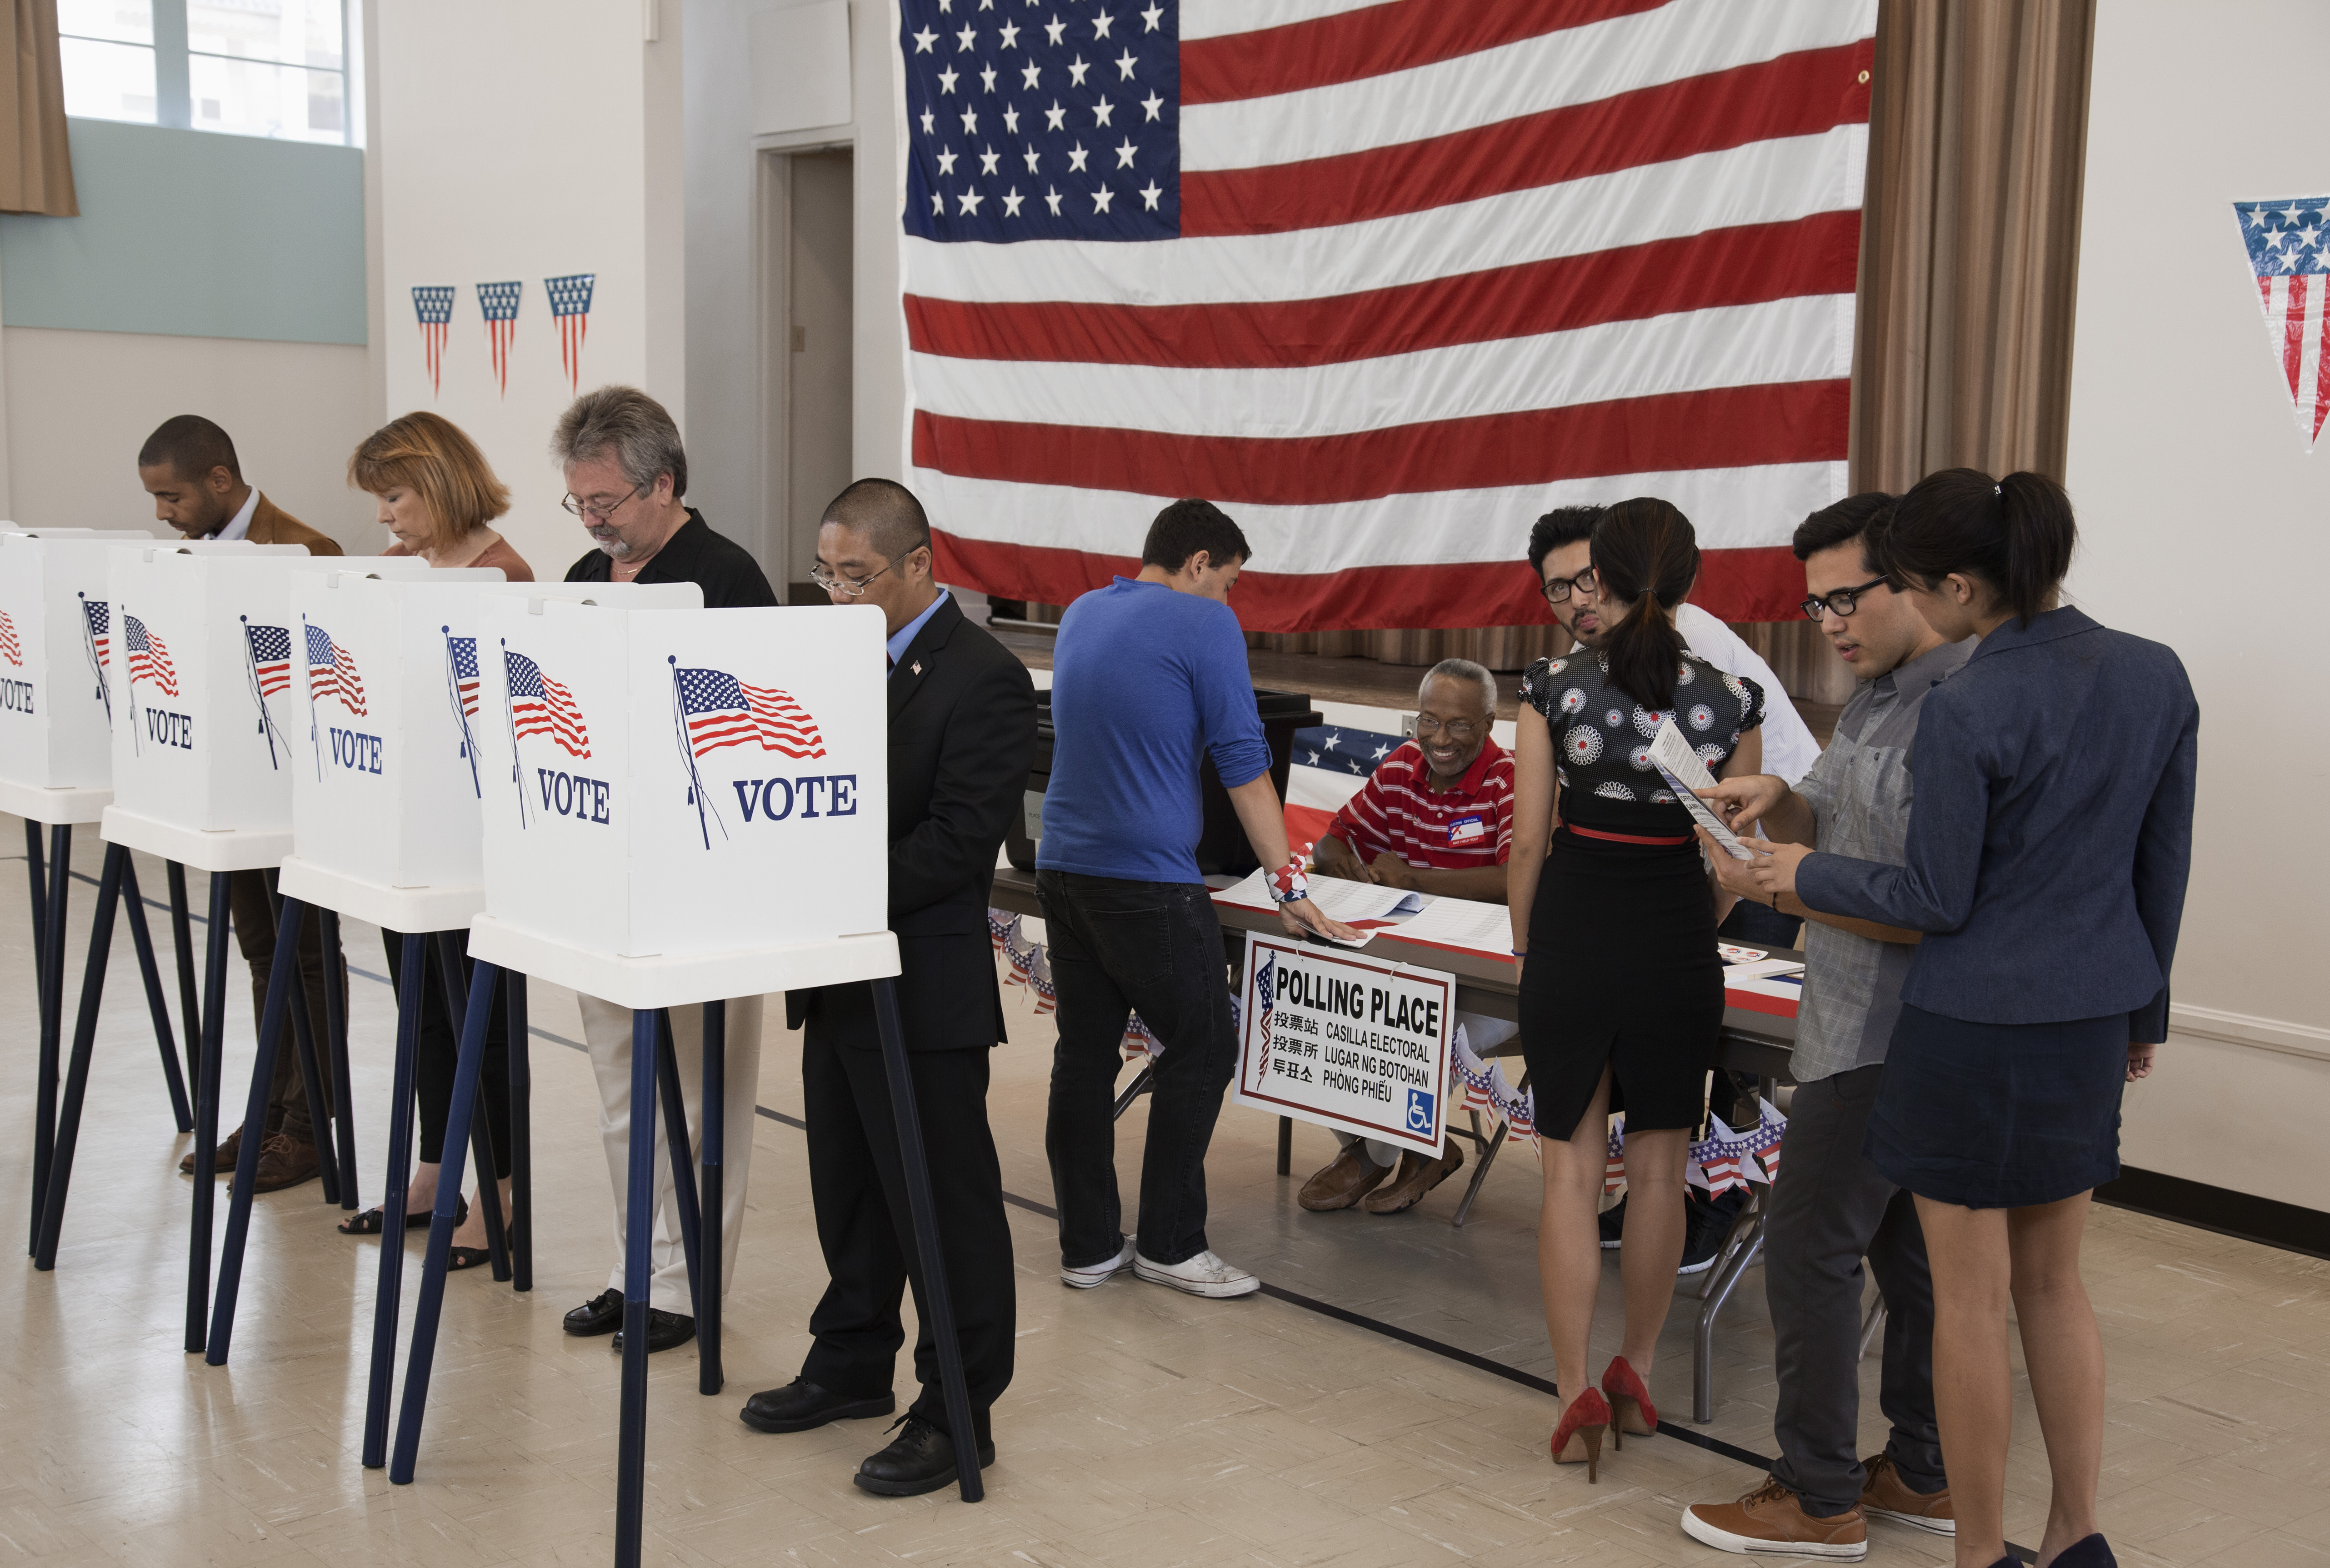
[3,840,2325,1566]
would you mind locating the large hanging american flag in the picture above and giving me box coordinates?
[672,665,828,760]
[2234,197,2330,448]
[505,649,592,758]
[900,0,1876,629]
[305,623,367,715]
[124,614,177,695]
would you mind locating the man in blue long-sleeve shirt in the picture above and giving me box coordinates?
[1038,500,1353,1299]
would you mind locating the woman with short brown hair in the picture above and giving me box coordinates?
[350,410,532,579]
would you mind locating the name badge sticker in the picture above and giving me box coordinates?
[1448,813,1486,846]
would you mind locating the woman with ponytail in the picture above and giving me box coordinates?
[1508,498,1766,1483]
[1734,469,2197,1568]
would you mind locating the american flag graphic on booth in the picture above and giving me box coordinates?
[673,667,828,760]
[80,596,109,668]
[505,650,591,758]
[478,281,522,397]
[446,634,480,719]
[899,0,1876,628]
[0,609,20,667]
[2235,197,2330,446]
[305,623,367,715]
[413,285,455,398]
[124,614,177,695]
[244,623,292,697]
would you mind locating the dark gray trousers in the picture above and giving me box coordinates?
[1765,1063,1946,1514]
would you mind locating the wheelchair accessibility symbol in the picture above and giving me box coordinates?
[1405,1087,1436,1135]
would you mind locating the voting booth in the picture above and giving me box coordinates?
[0,531,162,808]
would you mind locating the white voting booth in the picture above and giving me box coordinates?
[0,531,160,822]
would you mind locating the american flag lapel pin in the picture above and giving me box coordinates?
[911,660,923,676]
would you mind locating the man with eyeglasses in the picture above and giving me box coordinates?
[1679,493,1964,1558]
[1300,658,1520,1215]
[551,386,778,1360]
[743,478,1034,1500]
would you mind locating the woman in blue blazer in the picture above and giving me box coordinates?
[1732,469,2196,1568]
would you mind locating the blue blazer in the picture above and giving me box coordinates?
[1795,607,2197,1041]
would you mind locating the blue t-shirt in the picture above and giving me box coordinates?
[1038,577,1272,884]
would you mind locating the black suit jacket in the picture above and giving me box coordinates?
[787,594,1037,1051]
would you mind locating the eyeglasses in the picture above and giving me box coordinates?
[561,483,645,523]
[1541,566,1597,605]
[1800,576,1891,621]
[1414,715,1482,741]
[809,560,894,599]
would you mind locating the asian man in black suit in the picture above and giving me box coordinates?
[740,478,1036,1499]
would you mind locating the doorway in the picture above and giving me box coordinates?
[770,146,855,599]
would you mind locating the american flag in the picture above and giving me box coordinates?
[673,667,827,759]
[478,281,521,398]
[505,650,591,758]
[244,623,292,697]
[80,597,109,669]
[547,273,595,395]
[446,634,480,718]
[2235,197,2330,447]
[305,623,367,715]
[124,614,177,695]
[900,0,1875,629]
[414,285,455,398]
[0,609,20,667]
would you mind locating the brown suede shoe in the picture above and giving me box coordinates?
[1297,1146,1393,1211]
[1859,1453,1953,1535]
[248,1133,321,1193]
[180,1124,243,1175]
[1360,1142,1465,1214]
[1681,1477,1868,1559]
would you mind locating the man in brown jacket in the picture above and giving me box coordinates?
[138,415,348,1193]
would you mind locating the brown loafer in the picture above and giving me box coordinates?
[1682,1477,1868,1559]
[1360,1143,1465,1214]
[1297,1145,1393,1211]
[247,1133,321,1193]
[1859,1453,1953,1535]
[180,1124,243,1175]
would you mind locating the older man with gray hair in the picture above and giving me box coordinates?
[1302,658,1521,1215]
[554,386,781,1355]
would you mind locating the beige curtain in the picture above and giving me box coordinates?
[0,0,75,216]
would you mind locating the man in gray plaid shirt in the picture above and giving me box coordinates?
[1680,495,1973,1561]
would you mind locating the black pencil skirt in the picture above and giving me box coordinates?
[1517,830,1724,1142]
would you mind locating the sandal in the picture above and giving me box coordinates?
[446,1244,495,1272]
[338,1195,467,1235]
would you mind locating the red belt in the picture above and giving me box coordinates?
[1566,824,1693,846]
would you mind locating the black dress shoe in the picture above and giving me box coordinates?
[563,1288,624,1337]
[740,1378,896,1434]
[853,1414,996,1497]
[611,1308,696,1353]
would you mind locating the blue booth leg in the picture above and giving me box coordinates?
[206,895,310,1364]
[33,842,125,1268]
[389,960,503,1484]
[431,934,510,1279]
[166,862,201,1092]
[30,824,70,1255]
[117,858,195,1132]
[614,1008,659,1568]
[700,1000,725,1395]
[265,876,339,1208]
[184,871,234,1354]
[362,933,429,1469]
[320,909,359,1210]
[507,974,532,1293]
[651,1009,705,1326]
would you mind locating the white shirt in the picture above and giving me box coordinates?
[1674,601,1821,786]
[215,487,261,542]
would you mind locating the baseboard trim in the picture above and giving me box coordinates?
[2095,1166,2330,1261]
[2169,1003,2330,1063]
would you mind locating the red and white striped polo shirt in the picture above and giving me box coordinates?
[1325,738,1515,870]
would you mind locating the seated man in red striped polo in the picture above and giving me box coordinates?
[1301,658,1517,1216]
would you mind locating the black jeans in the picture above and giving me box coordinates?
[1038,871,1237,1269]
[1765,1064,1946,1514]
[380,929,512,1179]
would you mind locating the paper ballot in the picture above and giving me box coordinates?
[1215,867,1424,945]
[1648,719,1754,861]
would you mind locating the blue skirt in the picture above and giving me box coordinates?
[1863,1003,2127,1209]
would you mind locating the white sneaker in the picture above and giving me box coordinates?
[1060,1235,1136,1290]
[1132,1248,1261,1298]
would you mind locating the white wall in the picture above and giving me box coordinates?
[2,326,375,548]
[373,0,685,583]
[2064,0,2330,1203]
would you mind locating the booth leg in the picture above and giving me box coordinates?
[430,935,510,1279]
[320,910,358,1210]
[265,876,339,1208]
[166,862,201,1092]
[870,977,984,1503]
[30,824,70,1255]
[185,872,234,1354]
[614,1008,660,1568]
[507,974,531,1293]
[699,1000,724,1395]
[206,895,308,1365]
[389,962,502,1485]
[651,1010,704,1326]
[33,842,125,1268]
[22,819,45,984]
[363,934,427,1469]
[1276,1116,1292,1177]
[118,859,194,1132]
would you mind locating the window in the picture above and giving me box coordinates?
[59,0,357,146]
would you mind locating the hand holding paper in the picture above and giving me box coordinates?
[1647,719,1753,861]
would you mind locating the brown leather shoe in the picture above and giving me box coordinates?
[248,1133,321,1193]
[1360,1142,1465,1214]
[1682,1477,1868,1559]
[1297,1145,1392,1211]
[1859,1453,1953,1535]
[180,1124,243,1175]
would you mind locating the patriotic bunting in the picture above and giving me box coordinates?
[478,281,522,397]
[546,272,595,394]
[413,285,455,397]
[2234,197,2330,447]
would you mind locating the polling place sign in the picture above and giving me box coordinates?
[1230,933,1454,1158]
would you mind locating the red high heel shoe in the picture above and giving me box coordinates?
[1550,1388,1611,1481]
[1600,1356,1656,1448]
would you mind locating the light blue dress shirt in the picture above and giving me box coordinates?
[886,588,950,674]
